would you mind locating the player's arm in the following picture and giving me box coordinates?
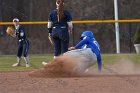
[68,37,89,50]
[47,12,54,45]
[74,37,89,49]
[48,21,52,36]
[48,11,53,36]
[67,21,73,34]
[97,55,102,72]
[48,21,53,45]
[92,40,102,72]
[65,10,73,34]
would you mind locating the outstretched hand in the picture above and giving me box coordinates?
[68,47,76,51]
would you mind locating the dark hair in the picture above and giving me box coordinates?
[56,0,64,22]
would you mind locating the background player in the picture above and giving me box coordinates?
[12,18,30,67]
[47,0,73,59]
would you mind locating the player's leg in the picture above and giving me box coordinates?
[53,37,61,58]
[60,27,69,54]
[42,38,61,66]
[24,57,30,67]
[12,44,23,67]
[61,39,69,54]
[63,48,97,74]
[79,48,97,73]
[23,40,30,67]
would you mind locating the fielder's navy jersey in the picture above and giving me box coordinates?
[14,25,29,57]
[15,25,27,41]
[48,9,72,27]
[74,36,102,71]
[14,25,29,45]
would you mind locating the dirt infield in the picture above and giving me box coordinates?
[0,71,140,93]
[0,58,140,93]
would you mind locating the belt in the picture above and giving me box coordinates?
[53,26,66,28]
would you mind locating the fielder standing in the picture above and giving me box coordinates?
[12,18,30,67]
[47,0,73,58]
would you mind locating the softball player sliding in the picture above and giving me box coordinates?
[12,18,30,67]
[42,31,102,74]
[68,31,102,72]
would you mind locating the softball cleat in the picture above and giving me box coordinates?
[26,64,30,67]
[42,61,48,66]
[12,63,20,67]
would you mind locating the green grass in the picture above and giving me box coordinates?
[0,54,53,72]
[0,54,140,72]
[102,54,140,64]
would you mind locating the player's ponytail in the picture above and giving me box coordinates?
[56,0,64,22]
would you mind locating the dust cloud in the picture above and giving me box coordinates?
[29,57,140,78]
[88,58,140,75]
[29,55,93,78]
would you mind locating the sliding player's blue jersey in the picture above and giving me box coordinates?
[74,36,102,71]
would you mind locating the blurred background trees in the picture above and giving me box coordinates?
[0,0,140,54]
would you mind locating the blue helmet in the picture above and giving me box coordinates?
[81,31,94,38]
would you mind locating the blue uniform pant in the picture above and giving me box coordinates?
[51,27,69,56]
[53,37,69,56]
[17,40,29,57]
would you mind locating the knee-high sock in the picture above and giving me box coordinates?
[17,57,21,64]
[24,57,29,64]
